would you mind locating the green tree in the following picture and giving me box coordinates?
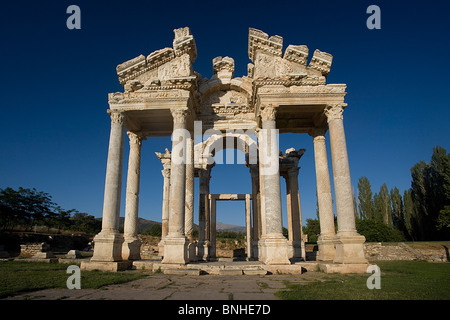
[379,183,392,226]
[302,218,320,243]
[142,223,162,237]
[70,212,101,234]
[390,187,405,232]
[355,219,406,242]
[0,187,55,229]
[410,146,450,240]
[403,189,419,240]
[373,192,384,223]
[357,177,374,220]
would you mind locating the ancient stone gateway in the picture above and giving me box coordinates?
[81,27,368,273]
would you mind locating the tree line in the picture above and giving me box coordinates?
[0,187,101,234]
[303,146,450,242]
[356,146,449,241]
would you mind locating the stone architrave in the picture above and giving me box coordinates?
[91,111,126,262]
[162,108,189,264]
[309,127,336,261]
[258,105,290,265]
[122,131,145,261]
[324,104,367,264]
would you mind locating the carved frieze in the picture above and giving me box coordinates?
[199,89,252,117]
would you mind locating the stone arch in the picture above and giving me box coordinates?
[195,132,258,167]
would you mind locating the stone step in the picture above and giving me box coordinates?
[218,269,243,275]
[163,268,202,275]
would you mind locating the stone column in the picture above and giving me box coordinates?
[197,168,210,260]
[210,194,217,259]
[324,103,367,264]
[122,131,145,261]
[258,105,290,265]
[158,163,170,256]
[162,108,189,264]
[245,194,252,260]
[250,165,260,259]
[309,127,336,261]
[286,167,303,259]
[91,111,126,262]
[185,129,196,261]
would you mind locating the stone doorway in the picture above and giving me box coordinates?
[209,194,252,261]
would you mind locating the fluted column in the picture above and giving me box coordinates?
[122,131,145,260]
[158,164,170,256]
[286,167,303,259]
[197,168,211,260]
[161,164,171,239]
[92,110,126,262]
[245,194,252,260]
[258,105,289,265]
[325,103,367,264]
[185,129,197,261]
[210,195,217,258]
[309,127,336,261]
[162,107,189,264]
[250,165,260,259]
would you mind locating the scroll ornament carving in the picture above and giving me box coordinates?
[127,131,145,149]
[260,105,277,121]
[324,103,347,122]
[109,111,126,126]
[161,167,171,179]
[170,108,189,124]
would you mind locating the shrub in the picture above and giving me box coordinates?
[356,219,406,242]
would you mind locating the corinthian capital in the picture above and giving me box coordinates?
[324,103,347,122]
[260,104,277,121]
[127,131,146,148]
[170,107,189,124]
[108,110,127,125]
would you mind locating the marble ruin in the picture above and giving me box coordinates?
[81,27,368,273]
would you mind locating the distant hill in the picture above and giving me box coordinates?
[216,222,246,234]
[110,217,246,234]
[118,217,161,233]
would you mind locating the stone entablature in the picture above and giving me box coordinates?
[108,27,346,136]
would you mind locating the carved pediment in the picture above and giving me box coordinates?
[248,28,333,83]
[116,27,197,91]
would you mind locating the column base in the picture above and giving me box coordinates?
[196,241,210,261]
[287,240,303,260]
[252,240,259,260]
[91,231,124,262]
[333,232,367,264]
[317,234,336,261]
[259,235,290,265]
[188,241,198,262]
[81,260,132,272]
[122,236,141,261]
[158,239,165,257]
[161,236,189,264]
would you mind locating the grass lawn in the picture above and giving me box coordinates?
[0,261,147,299]
[276,260,450,300]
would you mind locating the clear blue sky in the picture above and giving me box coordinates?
[1,0,449,228]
